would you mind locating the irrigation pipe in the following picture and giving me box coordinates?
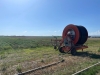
[72,61,100,75]
[15,59,64,75]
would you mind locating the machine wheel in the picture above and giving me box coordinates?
[59,47,65,53]
[54,46,57,49]
[71,47,76,55]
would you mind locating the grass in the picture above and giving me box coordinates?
[0,37,100,75]
[98,47,100,52]
[77,64,100,75]
[16,64,22,73]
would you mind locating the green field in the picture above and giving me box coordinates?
[0,36,100,75]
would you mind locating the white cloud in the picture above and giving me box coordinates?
[54,30,61,33]
[89,30,100,35]
[23,31,28,33]
[48,30,61,33]
[54,31,57,32]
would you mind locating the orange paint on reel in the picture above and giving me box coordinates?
[62,24,80,45]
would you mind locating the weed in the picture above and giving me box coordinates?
[16,64,22,73]
[1,63,7,72]
[0,54,7,59]
[98,47,100,52]
[41,59,45,63]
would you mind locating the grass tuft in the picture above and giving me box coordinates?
[16,64,22,73]
[98,47,100,52]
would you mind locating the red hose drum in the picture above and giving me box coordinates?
[62,24,88,45]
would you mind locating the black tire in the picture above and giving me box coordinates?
[76,26,88,45]
[59,47,65,53]
[54,46,57,49]
[71,47,76,55]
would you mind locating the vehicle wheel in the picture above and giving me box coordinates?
[54,46,57,49]
[59,47,65,53]
[71,47,76,55]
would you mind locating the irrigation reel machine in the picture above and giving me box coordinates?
[51,24,88,55]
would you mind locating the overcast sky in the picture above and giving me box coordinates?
[0,0,100,36]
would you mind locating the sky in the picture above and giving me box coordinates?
[0,0,100,36]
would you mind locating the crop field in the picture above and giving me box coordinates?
[0,36,100,75]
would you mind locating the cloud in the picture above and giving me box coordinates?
[48,30,61,33]
[23,31,28,33]
[54,30,61,33]
[54,31,57,32]
[89,30,100,35]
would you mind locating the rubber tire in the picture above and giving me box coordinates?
[59,47,65,53]
[76,26,88,45]
[54,46,57,49]
[71,48,76,56]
